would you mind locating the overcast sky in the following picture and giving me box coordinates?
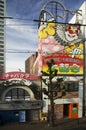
[6,0,85,72]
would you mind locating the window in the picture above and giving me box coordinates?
[5,88,30,101]
[66,82,79,92]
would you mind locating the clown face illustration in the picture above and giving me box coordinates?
[65,25,80,42]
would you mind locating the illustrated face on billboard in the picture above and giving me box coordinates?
[37,18,84,75]
[65,25,80,42]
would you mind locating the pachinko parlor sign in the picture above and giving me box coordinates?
[0,72,39,80]
[38,19,84,75]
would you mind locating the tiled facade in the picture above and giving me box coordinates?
[0,0,6,73]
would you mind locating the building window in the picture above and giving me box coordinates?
[5,88,30,101]
[66,82,79,92]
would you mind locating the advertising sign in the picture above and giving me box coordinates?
[0,72,39,80]
[38,19,84,75]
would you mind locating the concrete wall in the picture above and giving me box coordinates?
[70,1,86,116]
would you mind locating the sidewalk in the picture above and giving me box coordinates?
[0,118,86,130]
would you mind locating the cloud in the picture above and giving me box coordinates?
[6,46,33,72]
[6,54,25,72]
[6,19,38,43]
[6,19,38,72]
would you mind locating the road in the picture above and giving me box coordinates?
[0,118,86,130]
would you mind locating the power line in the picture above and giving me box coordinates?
[0,16,13,19]
[6,51,36,53]
[1,16,35,21]
[5,49,36,53]
[1,16,85,27]
[8,17,35,21]
[0,16,37,26]
[6,23,37,26]
[34,19,86,26]
[5,49,86,55]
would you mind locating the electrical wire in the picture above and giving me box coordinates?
[1,16,85,27]
[5,49,36,53]
[5,49,86,55]
[6,23,37,26]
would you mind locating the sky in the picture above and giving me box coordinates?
[6,0,85,72]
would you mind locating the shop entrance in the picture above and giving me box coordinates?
[63,104,69,118]
[63,103,78,119]
[26,110,40,122]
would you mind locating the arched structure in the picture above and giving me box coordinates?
[1,86,35,101]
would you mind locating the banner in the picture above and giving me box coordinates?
[38,19,84,75]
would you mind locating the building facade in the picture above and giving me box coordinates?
[0,72,42,124]
[41,77,83,120]
[0,0,6,73]
[36,0,85,121]
[26,0,85,121]
[25,52,38,75]
[69,1,86,116]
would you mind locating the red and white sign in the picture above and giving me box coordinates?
[0,72,39,80]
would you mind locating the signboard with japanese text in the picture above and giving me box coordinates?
[0,72,39,80]
[38,19,84,75]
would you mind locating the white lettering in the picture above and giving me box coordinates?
[70,48,83,58]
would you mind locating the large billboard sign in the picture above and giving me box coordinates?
[38,19,84,75]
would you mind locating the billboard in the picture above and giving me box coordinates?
[38,19,84,75]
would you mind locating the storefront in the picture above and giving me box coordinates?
[0,100,42,123]
[41,79,83,120]
[54,103,78,119]
[0,72,42,124]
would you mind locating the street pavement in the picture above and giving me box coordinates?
[0,118,86,130]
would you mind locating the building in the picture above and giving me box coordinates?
[41,77,83,120]
[0,0,6,73]
[69,1,86,117]
[36,0,85,121]
[25,52,38,75]
[0,71,42,124]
